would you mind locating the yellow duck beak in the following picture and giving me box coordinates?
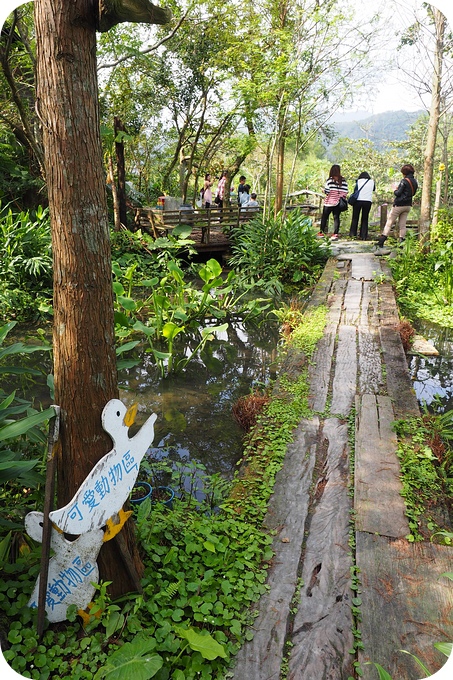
[123,403,138,427]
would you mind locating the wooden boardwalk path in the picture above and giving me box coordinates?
[232,244,453,679]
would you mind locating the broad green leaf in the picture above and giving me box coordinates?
[0,367,43,376]
[111,262,123,277]
[0,392,16,411]
[201,323,228,339]
[171,225,192,239]
[94,636,162,680]
[117,296,137,312]
[162,322,184,341]
[139,278,159,287]
[133,321,155,337]
[0,406,56,442]
[114,311,132,328]
[151,350,171,360]
[174,626,227,660]
[0,322,17,345]
[116,341,141,356]
[116,359,140,371]
[203,541,216,553]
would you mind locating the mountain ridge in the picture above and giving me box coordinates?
[330,109,425,148]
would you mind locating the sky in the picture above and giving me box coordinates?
[1,1,453,679]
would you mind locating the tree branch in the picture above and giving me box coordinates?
[97,11,187,70]
[97,0,172,33]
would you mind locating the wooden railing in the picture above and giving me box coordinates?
[135,206,263,243]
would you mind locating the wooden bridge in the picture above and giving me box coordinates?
[232,243,451,680]
[134,205,263,253]
[134,201,418,256]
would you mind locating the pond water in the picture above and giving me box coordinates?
[409,320,453,414]
[2,316,452,482]
[118,317,280,478]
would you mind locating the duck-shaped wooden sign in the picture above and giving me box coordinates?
[49,399,157,535]
[26,511,105,623]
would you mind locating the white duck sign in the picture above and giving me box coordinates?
[49,399,157,535]
[25,511,104,623]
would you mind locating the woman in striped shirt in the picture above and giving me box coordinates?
[319,165,348,239]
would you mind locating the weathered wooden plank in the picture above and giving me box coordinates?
[305,258,337,308]
[309,326,336,413]
[360,280,380,327]
[343,279,362,326]
[378,282,400,326]
[232,419,319,680]
[355,394,409,538]
[350,253,381,281]
[357,532,453,680]
[287,418,354,680]
[358,327,383,395]
[331,325,357,416]
[380,326,420,419]
[308,270,346,413]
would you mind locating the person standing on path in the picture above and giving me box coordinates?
[202,173,213,209]
[215,170,227,208]
[237,175,247,205]
[319,165,348,240]
[376,164,418,247]
[349,171,375,240]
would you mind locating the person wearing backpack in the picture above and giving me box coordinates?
[376,165,418,247]
[349,171,375,240]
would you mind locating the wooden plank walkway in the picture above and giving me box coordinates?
[232,244,453,679]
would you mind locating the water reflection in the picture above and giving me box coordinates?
[119,316,280,477]
[409,321,453,413]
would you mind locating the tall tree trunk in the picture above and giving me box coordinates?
[34,0,143,598]
[114,116,128,227]
[274,120,285,215]
[108,154,122,231]
[419,8,446,242]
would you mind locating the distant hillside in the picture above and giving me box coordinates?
[330,110,425,149]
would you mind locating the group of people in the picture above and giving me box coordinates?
[319,163,418,243]
[201,172,259,210]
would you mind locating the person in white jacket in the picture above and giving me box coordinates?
[349,171,375,240]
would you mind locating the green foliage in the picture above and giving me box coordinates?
[285,305,328,355]
[393,414,453,542]
[387,233,453,328]
[0,321,53,487]
[228,210,329,291]
[0,204,53,321]
[94,635,163,680]
[113,256,270,377]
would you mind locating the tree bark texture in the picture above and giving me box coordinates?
[34,0,143,596]
[419,9,446,241]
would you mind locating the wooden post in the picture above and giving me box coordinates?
[431,165,444,233]
[380,204,388,232]
[37,406,60,639]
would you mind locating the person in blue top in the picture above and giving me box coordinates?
[349,171,375,240]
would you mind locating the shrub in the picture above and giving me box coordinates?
[228,209,330,290]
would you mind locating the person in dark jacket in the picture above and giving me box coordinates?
[376,164,418,247]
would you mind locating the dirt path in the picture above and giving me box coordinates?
[232,243,453,680]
